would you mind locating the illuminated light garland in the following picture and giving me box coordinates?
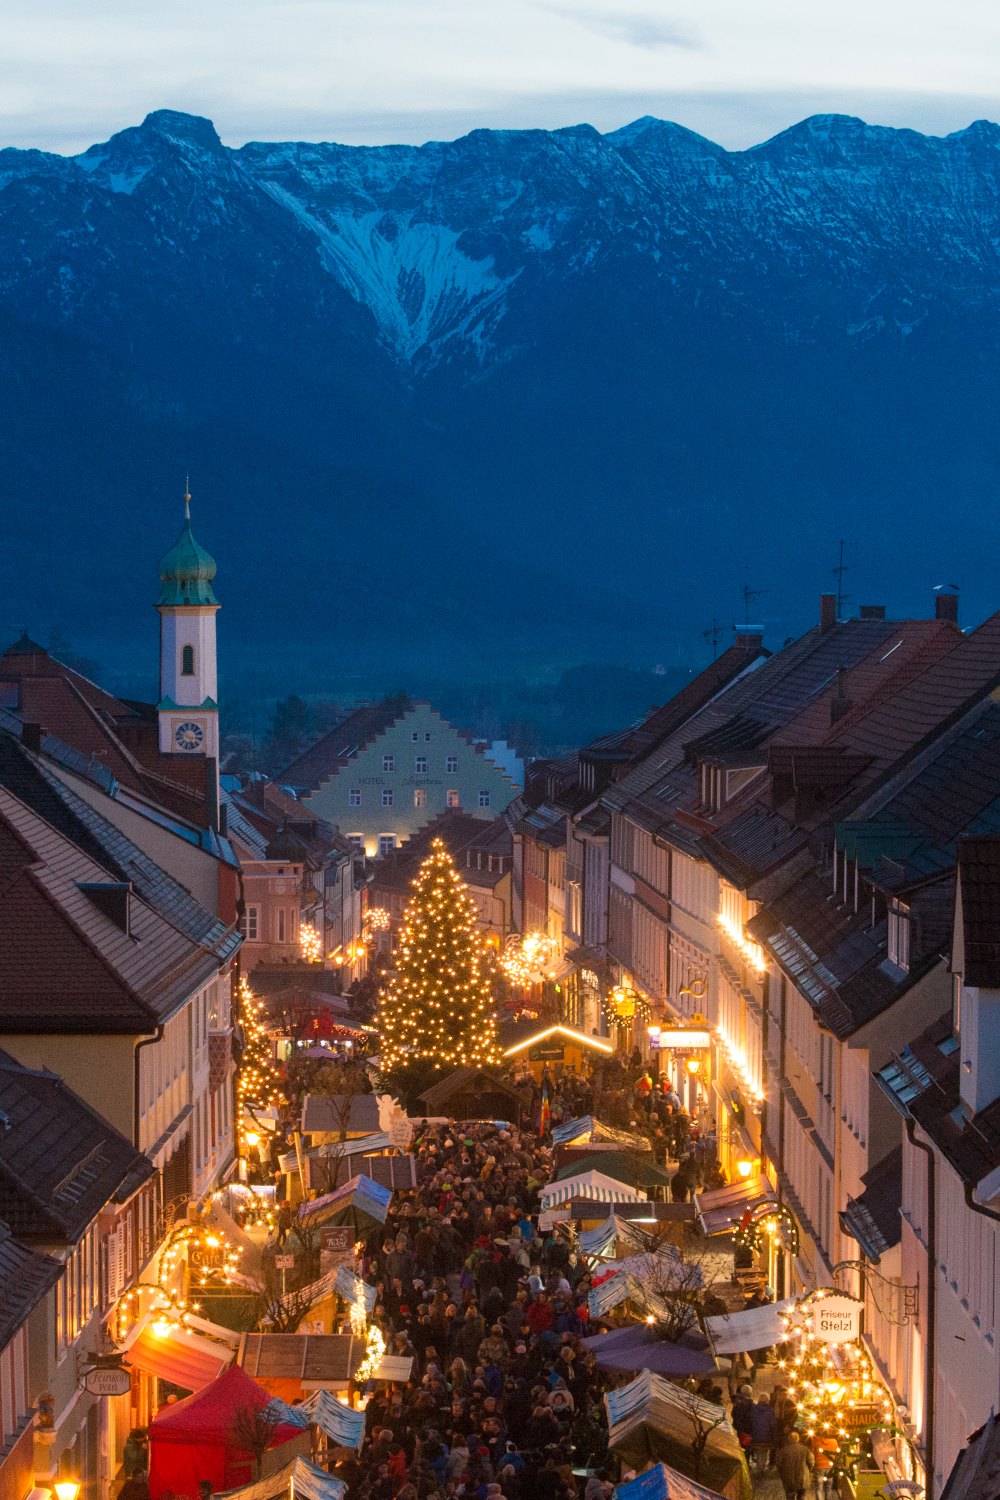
[498,931,558,986]
[715,1015,765,1104]
[717,913,767,975]
[734,1203,800,1256]
[363,907,391,934]
[236,976,287,1156]
[299,923,322,963]
[112,1216,243,1343]
[772,1301,898,1483]
[378,839,501,1073]
[600,984,652,1027]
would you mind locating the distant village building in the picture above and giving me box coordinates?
[369,808,514,950]
[279,697,521,857]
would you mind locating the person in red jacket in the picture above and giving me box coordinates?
[526,1290,554,1334]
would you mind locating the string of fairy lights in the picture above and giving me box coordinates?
[378,838,501,1072]
[774,1297,897,1484]
[112,1215,244,1343]
[236,975,287,1155]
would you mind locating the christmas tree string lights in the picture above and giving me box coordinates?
[378,839,501,1072]
[236,975,286,1154]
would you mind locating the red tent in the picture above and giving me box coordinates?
[148,1363,302,1499]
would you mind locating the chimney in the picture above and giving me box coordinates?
[820,594,837,634]
[830,666,852,724]
[219,802,229,838]
[733,627,764,653]
[935,593,959,624]
[858,604,886,620]
[21,722,42,753]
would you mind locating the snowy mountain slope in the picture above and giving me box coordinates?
[3,108,1000,676]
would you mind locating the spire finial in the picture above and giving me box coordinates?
[184,474,191,522]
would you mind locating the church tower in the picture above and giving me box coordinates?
[156,486,220,786]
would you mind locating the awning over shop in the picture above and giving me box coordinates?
[261,1391,366,1450]
[333,1267,376,1313]
[614,1461,727,1500]
[579,1214,657,1260]
[695,1176,777,1235]
[214,1455,345,1500]
[541,1171,646,1213]
[572,1201,696,1225]
[557,1152,673,1193]
[586,1325,717,1379]
[551,1116,651,1150]
[705,1298,796,1354]
[592,1249,703,1292]
[121,1313,238,1392]
[588,1273,679,1324]
[298,1174,392,1231]
[605,1369,742,1467]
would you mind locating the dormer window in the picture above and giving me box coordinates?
[888,899,911,972]
[181,644,195,676]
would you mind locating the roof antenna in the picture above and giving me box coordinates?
[184,474,191,522]
[702,618,726,661]
[833,538,849,621]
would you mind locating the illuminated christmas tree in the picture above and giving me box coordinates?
[379,838,501,1077]
[236,975,285,1154]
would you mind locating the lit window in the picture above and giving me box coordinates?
[383,755,395,772]
[447,789,460,808]
[415,756,428,774]
[447,755,459,773]
[181,644,195,676]
[478,790,491,808]
[378,834,396,858]
[888,899,911,971]
[349,788,362,807]
[414,788,427,808]
[382,788,394,807]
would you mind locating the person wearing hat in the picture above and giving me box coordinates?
[731,1384,755,1446]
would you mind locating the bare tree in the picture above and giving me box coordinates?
[250,1259,328,1333]
[231,1406,283,1480]
[310,1061,373,1192]
[633,1241,733,1344]
[669,1382,730,1481]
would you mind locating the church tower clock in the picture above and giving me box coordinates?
[156,487,220,781]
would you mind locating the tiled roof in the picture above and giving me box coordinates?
[957,837,1000,987]
[0,733,238,953]
[0,1051,153,1240]
[278,697,413,792]
[833,609,1000,770]
[0,1223,62,1348]
[584,638,769,763]
[604,618,899,824]
[0,781,238,1032]
[747,869,950,1037]
[839,1146,902,1263]
[940,1412,1000,1500]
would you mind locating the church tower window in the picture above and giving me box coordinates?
[181,644,195,676]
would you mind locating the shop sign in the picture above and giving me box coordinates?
[320,1226,354,1254]
[658,1029,711,1050]
[530,1044,565,1061]
[841,1404,882,1430]
[84,1365,131,1397]
[811,1292,863,1343]
[388,1116,413,1150]
[275,1253,296,1269]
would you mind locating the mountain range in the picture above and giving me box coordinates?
[2,108,1000,692]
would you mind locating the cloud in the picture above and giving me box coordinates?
[540,4,702,50]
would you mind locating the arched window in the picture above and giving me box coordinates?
[181,644,195,676]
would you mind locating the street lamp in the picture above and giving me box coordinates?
[244,1130,260,1149]
[736,1157,755,1180]
[686,1056,701,1076]
[54,1480,80,1500]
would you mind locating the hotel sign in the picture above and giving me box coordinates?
[811,1293,863,1344]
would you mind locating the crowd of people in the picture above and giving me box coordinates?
[341,1118,612,1500]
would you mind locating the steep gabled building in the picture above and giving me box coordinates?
[279,697,520,858]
